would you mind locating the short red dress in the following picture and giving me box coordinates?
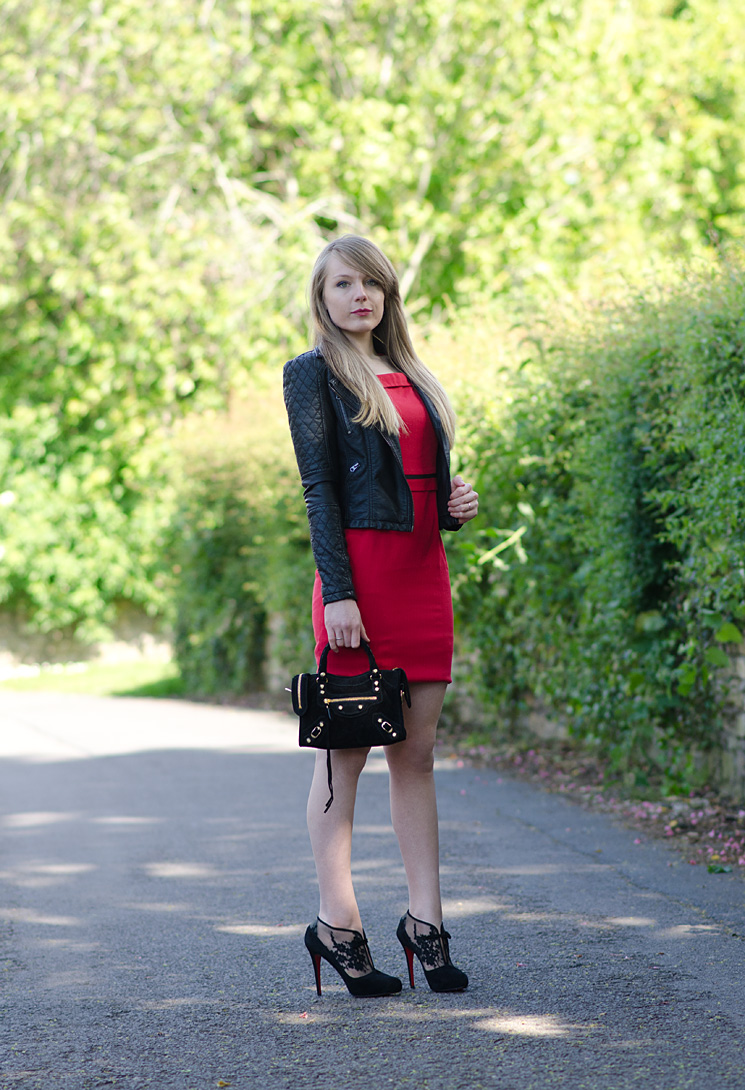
[311,371,453,683]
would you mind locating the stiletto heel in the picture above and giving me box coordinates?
[309,950,323,996]
[304,918,402,998]
[403,944,416,989]
[396,911,468,992]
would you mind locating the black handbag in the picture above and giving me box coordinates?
[291,641,411,811]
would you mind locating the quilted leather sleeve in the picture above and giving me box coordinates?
[283,352,356,604]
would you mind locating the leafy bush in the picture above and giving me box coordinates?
[448,257,745,791]
[0,426,175,646]
[167,390,314,695]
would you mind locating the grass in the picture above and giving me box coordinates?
[0,659,186,697]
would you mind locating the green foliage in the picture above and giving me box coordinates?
[0,0,327,640]
[0,428,175,643]
[233,0,745,306]
[448,257,745,790]
[167,392,314,694]
[2,0,745,756]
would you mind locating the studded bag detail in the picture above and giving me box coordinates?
[291,641,410,811]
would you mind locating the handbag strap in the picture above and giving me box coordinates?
[317,640,378,677]
[324,749,334,813]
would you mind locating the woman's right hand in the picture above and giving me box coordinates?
[324,599,370,652]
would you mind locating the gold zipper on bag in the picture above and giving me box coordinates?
[323,696,378,705]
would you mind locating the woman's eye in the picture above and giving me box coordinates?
[336,280,349,287]
[366,279,379,286]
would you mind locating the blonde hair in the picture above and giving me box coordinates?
[309,235,456,443]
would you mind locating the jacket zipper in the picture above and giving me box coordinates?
[328,377,354,434]
[335,394,352,434]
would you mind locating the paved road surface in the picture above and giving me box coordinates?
[1,692,744,1089]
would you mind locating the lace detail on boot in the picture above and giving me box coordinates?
[305,918,403,996]
[315,918,374,978]
[396,910,469,991]
[402,912,450,971]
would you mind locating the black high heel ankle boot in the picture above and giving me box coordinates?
[305,917,402,998]
[396,910,468,992]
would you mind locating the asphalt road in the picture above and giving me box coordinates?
[1,691,744,1090]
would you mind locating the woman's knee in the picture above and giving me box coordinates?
[387,738,435,777]
[317,746,370,779]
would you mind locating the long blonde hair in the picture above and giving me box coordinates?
[309,235,456,443]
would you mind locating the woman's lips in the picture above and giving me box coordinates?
[352,308,372,314]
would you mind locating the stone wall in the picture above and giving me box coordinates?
[720,645,745,801]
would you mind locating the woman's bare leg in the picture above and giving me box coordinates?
[385,682,447,927]
[306,745,370,930]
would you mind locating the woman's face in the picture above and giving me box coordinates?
[322,254,385,340]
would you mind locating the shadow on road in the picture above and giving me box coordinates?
[1,703,745,1088]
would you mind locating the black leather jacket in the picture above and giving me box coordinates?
[283,348,461,605]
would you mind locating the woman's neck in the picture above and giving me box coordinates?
[370,357,398,374]
[343,331,397,374]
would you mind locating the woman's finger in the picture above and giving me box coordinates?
[449,478,476,501]
[454,490,479,522]
[449,494,477,514]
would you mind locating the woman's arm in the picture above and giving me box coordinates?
[283,353,357,605]
[284,354,371,650]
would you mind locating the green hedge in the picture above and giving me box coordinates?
[167,393,314,695]
[447,259,745,790]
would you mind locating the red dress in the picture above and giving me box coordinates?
[311,371,453,683]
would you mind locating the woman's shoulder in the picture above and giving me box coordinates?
[283,346,325,378]
[283,348,332,413]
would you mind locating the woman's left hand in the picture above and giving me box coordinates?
[448,475,479,524]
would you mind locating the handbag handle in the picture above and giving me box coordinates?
[317,640,378,677]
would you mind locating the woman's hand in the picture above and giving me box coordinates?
[324,599,370,652]
[448,474,479,524]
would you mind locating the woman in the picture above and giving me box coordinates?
[283,235,478,998]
